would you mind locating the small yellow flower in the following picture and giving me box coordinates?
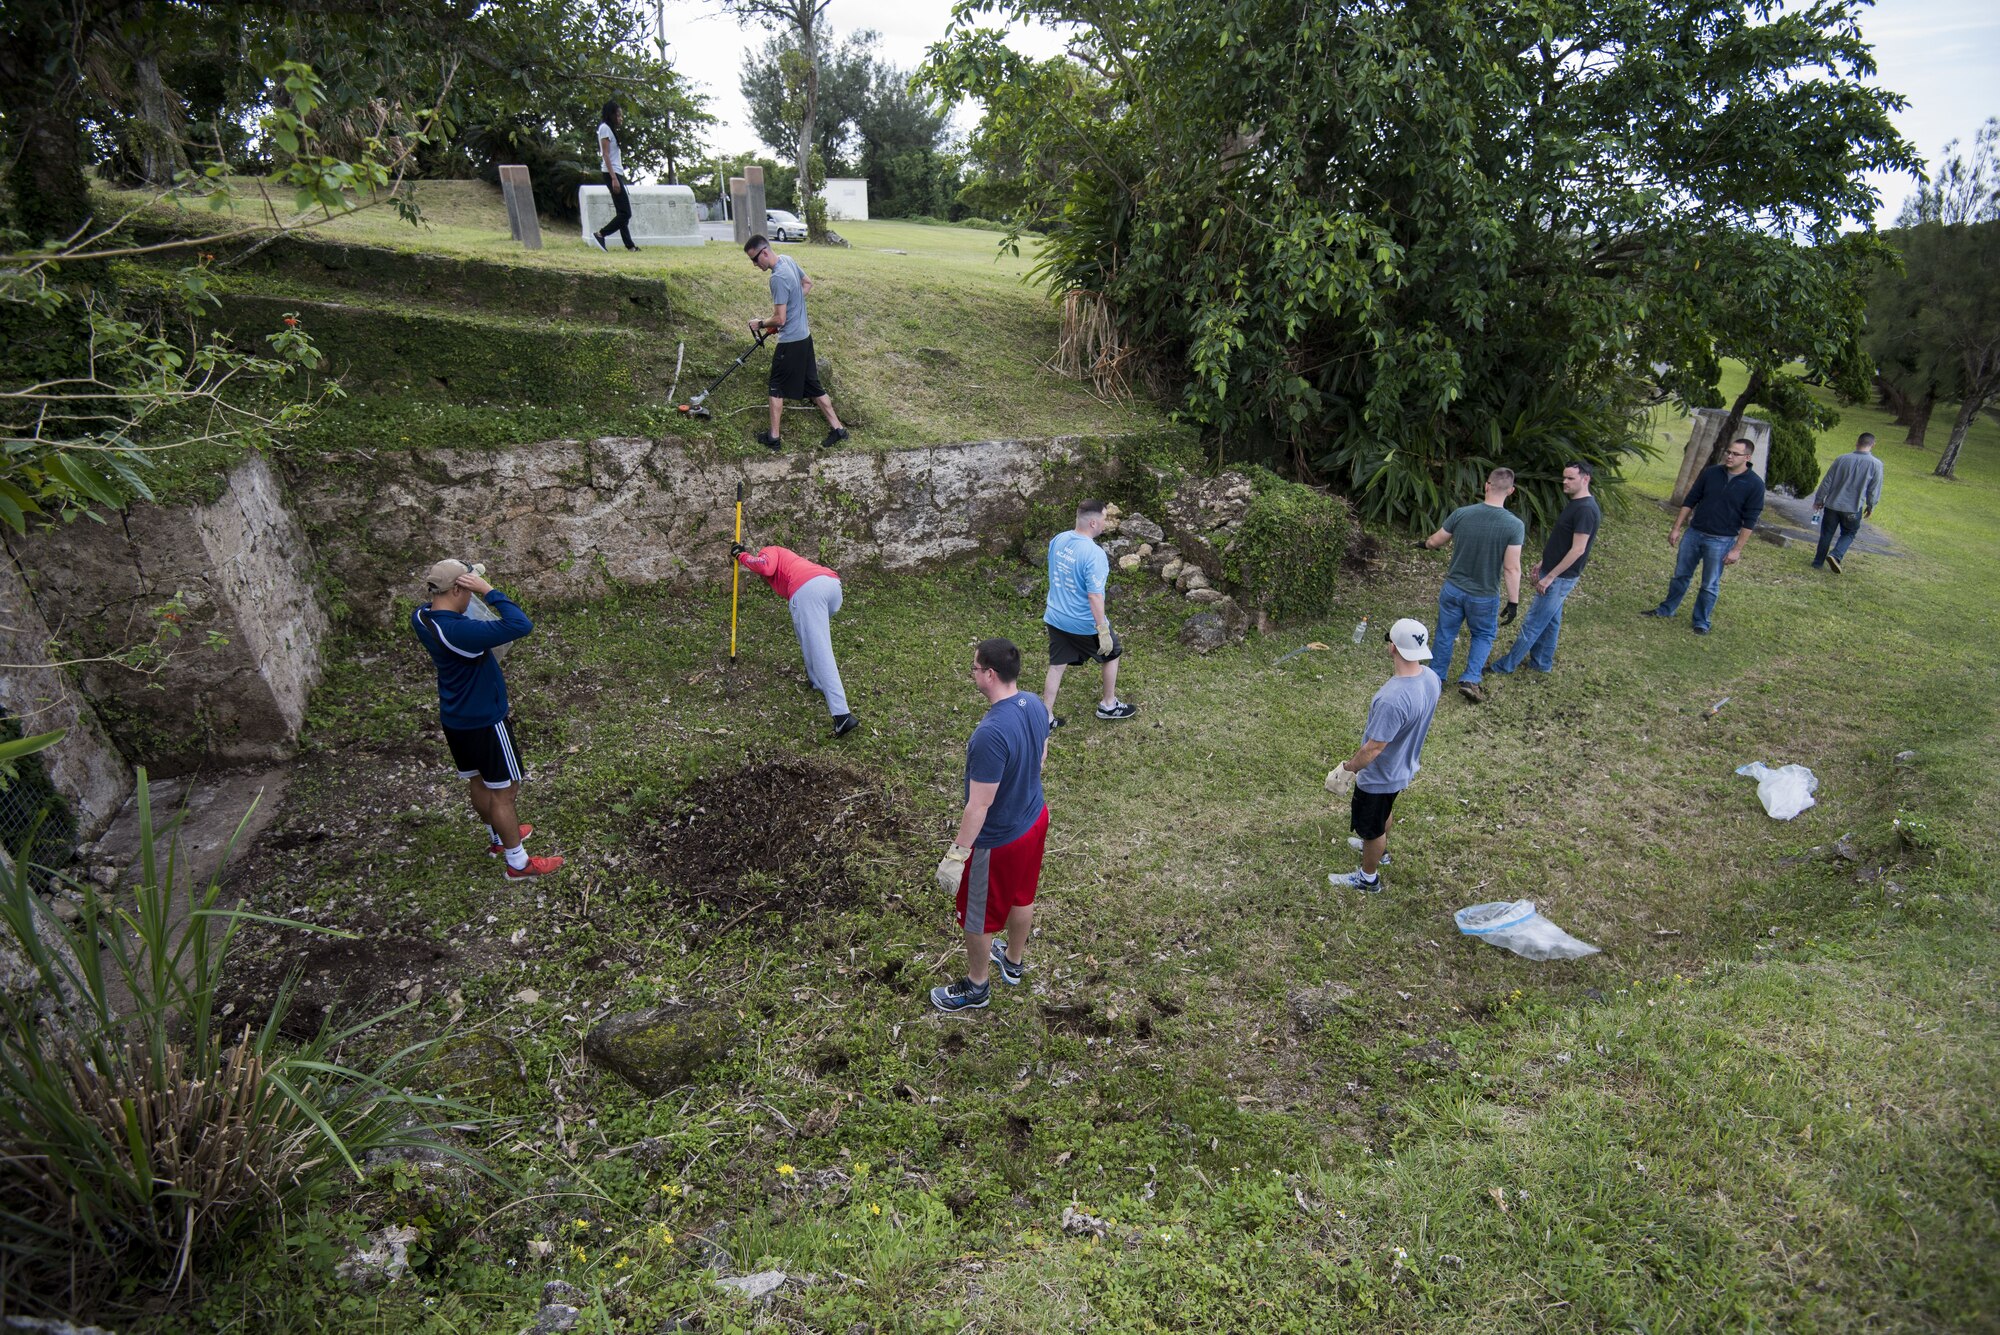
[573,1218,590,1230]
[777,1163,796,1176]
[852,1162,870,1177]
[658,1181,683,1197]
[868,1203,882,1216]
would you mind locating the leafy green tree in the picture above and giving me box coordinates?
[721,0,836,240]
[925,0,1917,528]
[1868,222,2000,480]
[742,29,877,175]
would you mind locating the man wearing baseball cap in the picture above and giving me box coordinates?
[409,560,563,879]
[1323,618,1441,894]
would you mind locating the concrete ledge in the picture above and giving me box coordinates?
[579,184,704,248]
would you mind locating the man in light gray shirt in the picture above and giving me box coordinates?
[745,233,848,452]
[1811,432,1884,574]
[1323,618,1442,894]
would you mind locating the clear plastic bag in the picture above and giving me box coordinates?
[1454,900,1600,962]
[1734,761,1817,820]
[463,589,510,662]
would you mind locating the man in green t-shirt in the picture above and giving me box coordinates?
[1414,468,1525,703]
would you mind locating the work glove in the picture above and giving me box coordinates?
[1325,766,1357,797]
[935,845,971,896]
[729,542,749,558]
[1095,621,1114,658]
[1412,539,1430,552]
[1499,601,1519,626]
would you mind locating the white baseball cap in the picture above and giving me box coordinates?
[1387,617,1434,662]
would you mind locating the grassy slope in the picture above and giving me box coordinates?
[179,363,2000,1332]
[110,181,1155,457]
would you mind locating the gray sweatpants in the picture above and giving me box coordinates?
[788,574,848,717]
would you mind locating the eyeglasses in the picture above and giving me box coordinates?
[746,246,769,262]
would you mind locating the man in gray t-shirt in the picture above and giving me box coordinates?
[1811,432,1884,573]
[745,233,848,452]
[1415,467,1525,703]
[1324,618,1443,894]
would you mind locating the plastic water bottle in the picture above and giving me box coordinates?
[1810,511,1821,528]
[1351,616,1369,645]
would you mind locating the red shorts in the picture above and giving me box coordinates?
[955,806,1049,935]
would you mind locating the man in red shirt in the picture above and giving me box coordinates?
[731,541,858,736]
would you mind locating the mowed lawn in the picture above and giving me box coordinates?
[108,181,1150,450]
[197,372,1999,1333]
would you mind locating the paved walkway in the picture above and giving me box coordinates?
[1759,490,1902,557]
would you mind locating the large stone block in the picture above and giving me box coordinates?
[8,455,328,773]
[578,184,703,247]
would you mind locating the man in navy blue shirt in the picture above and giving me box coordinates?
[1643,438,1765,635]
[931,638,1052,1014]
[410,559,564,879]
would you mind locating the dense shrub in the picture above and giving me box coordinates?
[1223,469,1353,622]
[1765,417,1824,495]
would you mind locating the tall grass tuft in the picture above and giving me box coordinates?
[0,770,477,1314]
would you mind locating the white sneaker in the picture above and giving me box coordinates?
[1344,836,1391,866]
[1328,868,1384,894]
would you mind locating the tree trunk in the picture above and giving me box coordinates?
[125,47,188,188]
[1933,395,1978,478]
[0,3,92,243]
[1714,365,1765,470]
[1876,371,1916,424]
[1904,390,1935,448]
[797,15,822,240]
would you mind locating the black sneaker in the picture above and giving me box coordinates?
[1640,606,1672,618]
[831,713,860,738]
[588,233,608,252]
[930,977,990,1013]
[989,938,1026,985]
[819,427,849,450]
[1096,699,1138,720]
[1826,554,1842,574]
[755,431,782,451]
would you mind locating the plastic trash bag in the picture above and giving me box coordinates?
[1454,900,1600,962]
[463,589,511,662]
[1734,761,1817,820]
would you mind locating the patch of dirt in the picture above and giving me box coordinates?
[222,911,463,1041]
[633,756,914,916]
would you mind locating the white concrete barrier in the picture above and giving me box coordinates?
[578,183,703,247]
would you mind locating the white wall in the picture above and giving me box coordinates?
[824,178,869,222]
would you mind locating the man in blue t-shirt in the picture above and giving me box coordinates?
[409,559,563,880]
[744,233,848,452]
[931,638,1053,1014]
[1040,499,1138,728]
[1643,437,1765,635]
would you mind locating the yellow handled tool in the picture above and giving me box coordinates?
[730,481,743,660]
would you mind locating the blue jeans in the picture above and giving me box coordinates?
[1492,576,1578,673]
[1431,583,1501,684]
[1657,532,1734,631]
[1812,510,1861,566]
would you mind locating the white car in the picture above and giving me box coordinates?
[764,209,807,242]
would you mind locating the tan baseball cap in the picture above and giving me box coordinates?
[423,559,485,593]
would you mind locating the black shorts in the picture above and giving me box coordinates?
[767,336,824,400]
[1350,786,1400,842]
[443,717,525,789]
[1048,622,1122,666]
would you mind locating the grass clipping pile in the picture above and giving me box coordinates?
[636,757,913,919]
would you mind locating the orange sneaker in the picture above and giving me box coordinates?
[504,853,565,880]
[486,824,534,855]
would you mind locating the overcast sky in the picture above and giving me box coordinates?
[659,0,1998,221]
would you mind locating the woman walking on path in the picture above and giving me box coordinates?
[589,101,636,252]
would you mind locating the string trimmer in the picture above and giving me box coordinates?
[676,331,768,419]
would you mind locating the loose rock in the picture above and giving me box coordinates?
[1178,612,1230,655]
[1122,514,1165,544]
[336,1224,420,1290]
[714,1271,788,1301]
[522,1303,580,1335]
[1117,554,1142,571]
[584,1003,741,1098]
[1179,569,1211,592]
[1185,587,1225,605]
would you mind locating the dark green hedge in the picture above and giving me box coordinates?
[1222,468,1354,622]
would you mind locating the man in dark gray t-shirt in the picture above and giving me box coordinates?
[1493,461,1600,675]
[1324,618,1442,894]
[1415,468,1525,703]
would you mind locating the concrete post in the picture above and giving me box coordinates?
[729,177,749,247]
[744,165,767,241]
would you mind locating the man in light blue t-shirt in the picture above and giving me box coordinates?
[1040,500,1137,727]
[1323,618,1442,894]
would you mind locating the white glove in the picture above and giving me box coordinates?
[936,846,970,895]
[1324,765,1357,796]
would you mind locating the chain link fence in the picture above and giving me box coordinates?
[0,712,78,890]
